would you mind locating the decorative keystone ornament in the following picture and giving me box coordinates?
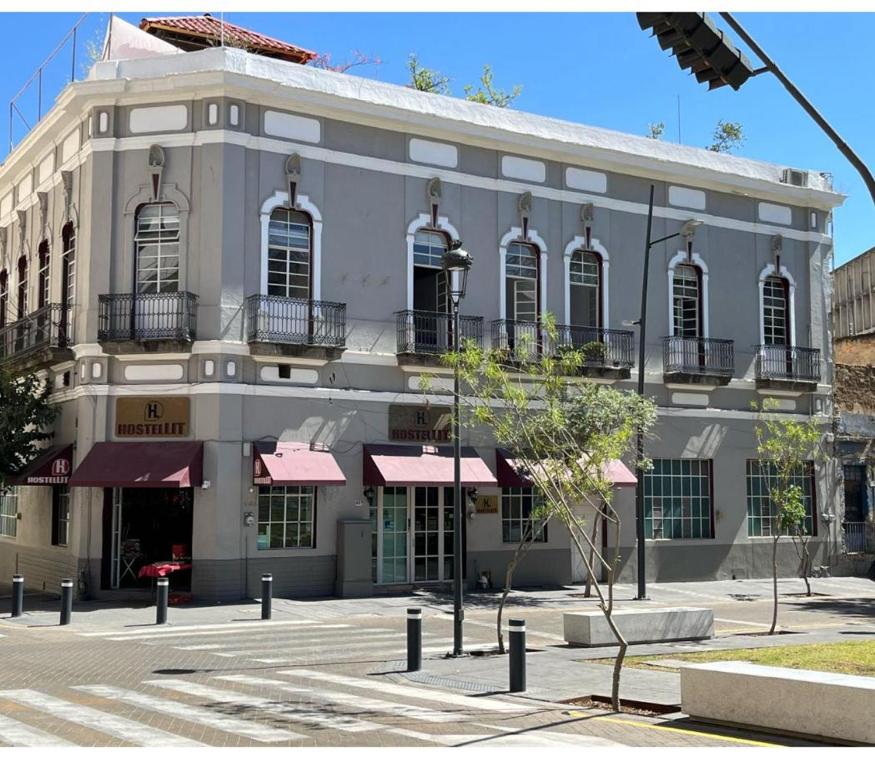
[427,177,442,226]
[147,145,166,201]
[285,153,301,208]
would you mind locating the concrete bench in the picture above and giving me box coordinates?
[563,607,713,646]
[681,661,875,744]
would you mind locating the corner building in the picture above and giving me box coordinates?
[0,21,845,600]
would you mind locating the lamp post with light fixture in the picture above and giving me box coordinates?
[442,240,472,656]
[635,185,702,600]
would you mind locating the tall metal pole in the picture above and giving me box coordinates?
[719,11,875,207]
[452,297,464,656]
[635,184,655,601]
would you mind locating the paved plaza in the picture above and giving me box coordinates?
[0,577,873,747]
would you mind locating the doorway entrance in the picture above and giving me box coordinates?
[102,487,193,590]
[370,486,460,585]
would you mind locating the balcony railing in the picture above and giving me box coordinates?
[491,319,634,368]
[755,344,820,383]
[843,522,873,554]
[0,303,71,362]
[247,295,346,348]
[98,292,197,343]
[663,336,735,379]
[395,310,483,356]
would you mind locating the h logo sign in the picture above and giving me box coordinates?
[144,401,164,421]
[52,458,70,476]
[415,410,427,426]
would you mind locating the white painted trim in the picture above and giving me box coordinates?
[499,226,548,321]
[758,263,797,347]
[405,212,461,311]
[667,251,709,337]
[563,236,610,327]
[259,190,323,301]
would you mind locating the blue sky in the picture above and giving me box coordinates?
[2,11,872,265]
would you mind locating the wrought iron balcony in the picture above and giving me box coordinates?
[755,344,820,389]
[663,336,735,384]
[395,310,483,358]
[491,318,543,361]
[247,295,346,353]
[0,303,72,366]
[98,292,197,344]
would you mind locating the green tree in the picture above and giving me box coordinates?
[647,121,665,140]
[406,54,450,95]
[707,120,744,153]
[752,399,824,634]
[0,369,57,488]
[426,316,656,710]
[463,65,522,108]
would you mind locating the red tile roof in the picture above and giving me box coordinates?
[140,14,317,64]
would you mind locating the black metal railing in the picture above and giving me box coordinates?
[98,292,197,342]
[491,319,543,361]
[555,325,635,368]
[247,295,346,348]
[663,336,735,378]
[395,310,482,355]
[843,522,872,554]
[0,303,71,362]
[755,344,820,382]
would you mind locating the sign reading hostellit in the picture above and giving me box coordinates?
[388,404,451,443]
[115,397,190,437]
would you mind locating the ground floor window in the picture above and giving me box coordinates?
[257,485,315,550]
[501,487,547,543]
[52,485,71,547]
[0,489,17,538]
[746,460,815,537]
[643,459,713,539]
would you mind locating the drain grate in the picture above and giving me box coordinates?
[402,671,497,694]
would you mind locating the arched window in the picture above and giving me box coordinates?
[569,250,601,327]
[671,263,701,337]
[505,241,539,323]
[0,270,7,328]
[413,229,450,314]
[37,240,50,310]
[763,275,790,346]
[267,207,312,300]
[16,256,28,320]
[135,202,180,294]
[61,222,76,312]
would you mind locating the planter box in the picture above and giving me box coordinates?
[563,607,714,646]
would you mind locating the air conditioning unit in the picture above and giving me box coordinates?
[782,168,809,187]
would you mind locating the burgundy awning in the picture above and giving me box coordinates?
[70,441,203,488]
[363,444,498,487]
[253,441,346,486]
[11,444,73,486]
[495,448,637,488]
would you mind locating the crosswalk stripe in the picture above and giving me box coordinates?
[169,626,388,650]
[468,732,623,747]
[0,690,202,747]
[215,675,464,723]
[74,685,303,743]
[0,713,76,747]
[80,618,318,637]
[145,679,383,734]
[253,641,493,663]
[280,670,532,713]
[97,623,326,642]
[219,633,436,657]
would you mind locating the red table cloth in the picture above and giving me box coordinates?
[138,562,193,579]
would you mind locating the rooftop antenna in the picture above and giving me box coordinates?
[220,12,225,48]
[676,94,681,143]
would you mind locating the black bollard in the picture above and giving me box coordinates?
[509,618,526,693]
[11,574,24,618]
[60,579,73,626]
[156,577,169,625]
[261,574,272,620]
[406,607,422,672]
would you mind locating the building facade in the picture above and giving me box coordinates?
[0,25,845,600]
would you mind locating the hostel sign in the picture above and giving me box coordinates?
[388,404,451,443]
[115,397,190,437]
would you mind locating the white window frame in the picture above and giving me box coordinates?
[266,207,312,300]
[563,236,610,327]
[256,484,316,550]
[0,489,18,538]
[758,263,796,347]
[260,191,323,301]
[406,212,460,310]
[135,202,181,294]
[667,251,709,337]
[499,226,548,321]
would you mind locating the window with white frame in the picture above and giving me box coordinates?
[413,229,449,269]
[763,276,789,346]
[267,208,311,299]
[746,460,815,537]
[16,256,27,319]
[505,241,539,323]
[569,249,601,327]
[52,485,71,547]
[61,222,76,312]
[257,485,315,549]
[501,487,547,543]
[37,241,50,309]
[412,229,450,315]
[0,489,18,538]
[644,459,713,540]
[135,203,180,294]
[0,270,7,328]
[672,264,701,337]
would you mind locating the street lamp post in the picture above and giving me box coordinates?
[635,185,702,600]
[442,240,472,657]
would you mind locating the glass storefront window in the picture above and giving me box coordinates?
[257,485,316,549]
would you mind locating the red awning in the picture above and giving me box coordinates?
[364,444,497,487]
[253,441,346,486]
[70,441,203,488]
[11,444,73,486]
[495,449,637,488]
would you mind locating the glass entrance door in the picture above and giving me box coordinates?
[379,488,409,584]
